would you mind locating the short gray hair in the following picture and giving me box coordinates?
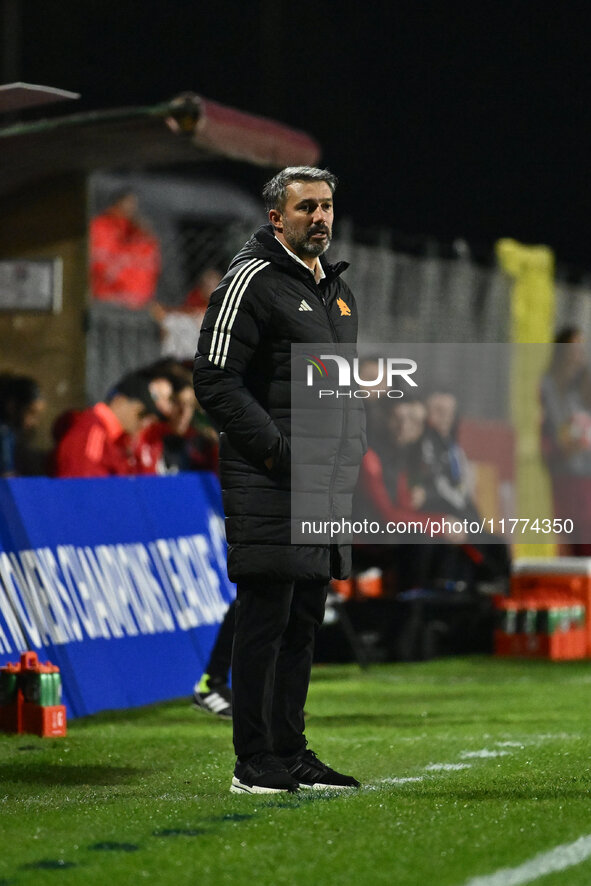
[262,166,338,212]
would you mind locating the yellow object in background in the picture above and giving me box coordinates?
[496,238,556,558]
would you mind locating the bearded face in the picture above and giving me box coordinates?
[272,180,334,264]
[282,214,332,259]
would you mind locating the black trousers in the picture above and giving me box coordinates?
[232,578,328,759]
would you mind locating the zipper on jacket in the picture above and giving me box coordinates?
[314,280,339,343]
[299,270,349,542]
[321,285,349,544]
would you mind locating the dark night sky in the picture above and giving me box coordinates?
[14,1,591,271]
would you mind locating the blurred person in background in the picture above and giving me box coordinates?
[132,364,176,474]
[89,189,161,310]
[152,267,224,361]
[133,359,218,475]
[541,325,591,554]
[414,389,479,520]
[192,599,235,720]
[383,397,428,507]
[161,366,219,475]
[0,373,46,476]
[413,388,510,586]
[142,358,229,716]
[125,358,229,714]
[52,370,166,477]
[354,396,465,591]
[358,396,435,528]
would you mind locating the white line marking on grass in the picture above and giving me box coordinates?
[460,749,510,759]
[379,776,426,785]
[495,741,523,748]
[533,732,581,742]
[461,834,591,886]
[425,763,472,772]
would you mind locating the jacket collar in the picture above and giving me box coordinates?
[234,224,349,282]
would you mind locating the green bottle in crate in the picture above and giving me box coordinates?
[0,669,18,705]
[496,604,516,634]
[548,606,562,634]
[537,606,564,635]
[536,608,549,634]
[22,671,58,706]
[517,605,538,635]
[524,608,537,634]
[39,672,60,706]
[50,671,62,706]
[40,673,54,706]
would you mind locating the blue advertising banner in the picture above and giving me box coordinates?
[0,473,235,718]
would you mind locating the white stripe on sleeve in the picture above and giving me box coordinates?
[208,259,269,367]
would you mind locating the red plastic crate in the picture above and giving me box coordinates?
[21,703,67,738]
[512,557,591,656]
[0,651,67,737]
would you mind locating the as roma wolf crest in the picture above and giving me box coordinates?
[337,297,351,317]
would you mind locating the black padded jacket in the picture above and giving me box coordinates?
[193,224,364,583]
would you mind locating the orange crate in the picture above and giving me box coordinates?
[512,558,591,656]
[21,703,67,738]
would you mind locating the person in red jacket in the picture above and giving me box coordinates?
[53,371,165,478]
[89,190,161,309]
[132,369,176,474]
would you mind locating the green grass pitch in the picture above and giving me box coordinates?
[1,656,591,885]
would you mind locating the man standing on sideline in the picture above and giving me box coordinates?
[194,167,364,793]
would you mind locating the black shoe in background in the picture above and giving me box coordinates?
[193,674,232,720]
